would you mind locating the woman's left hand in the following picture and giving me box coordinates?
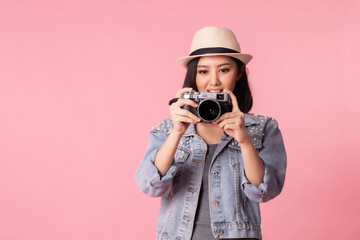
[212,89,251,144]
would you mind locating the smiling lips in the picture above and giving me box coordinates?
[207,89,223,93]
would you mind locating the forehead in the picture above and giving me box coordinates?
[197,55,236,66]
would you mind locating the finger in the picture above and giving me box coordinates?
[170,99,200,123]
[173,115,198,124]
[176,109,201,122]
[174,98,198,108]
[222,89,240,112]
[224,123,239,131]
[213,112,240,125]
[175,87,194,98]
[216,118,237,129]
[172,108,201,123]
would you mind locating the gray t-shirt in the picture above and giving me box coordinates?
[192,144,217,240]
[191,144,259,240]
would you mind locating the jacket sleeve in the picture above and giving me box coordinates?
[241,118,287,203]
[135,119,178,198]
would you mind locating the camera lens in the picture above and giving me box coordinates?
[198,100,221,122]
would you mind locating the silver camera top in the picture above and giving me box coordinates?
[182,92,229,102]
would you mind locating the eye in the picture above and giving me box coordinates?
[198,70,208,74]
[219,68,230,73]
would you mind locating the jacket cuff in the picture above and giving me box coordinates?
[136,149,178,197]
[241,168,273,203]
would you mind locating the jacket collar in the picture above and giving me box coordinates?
[183,123,196,137]
[244,113,261,126]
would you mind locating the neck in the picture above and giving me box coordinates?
[196,123,223,145]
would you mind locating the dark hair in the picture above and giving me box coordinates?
[182,57,253,113]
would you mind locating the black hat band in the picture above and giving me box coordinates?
[189,47,239,56]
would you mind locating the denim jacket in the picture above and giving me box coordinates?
[136,113,287,240]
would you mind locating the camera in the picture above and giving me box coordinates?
[182,92,232,122]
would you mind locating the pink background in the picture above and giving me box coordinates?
[1,0,359,239]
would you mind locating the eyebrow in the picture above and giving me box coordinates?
[197,63,232,68]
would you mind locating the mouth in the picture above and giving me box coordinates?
[207,89,223,93]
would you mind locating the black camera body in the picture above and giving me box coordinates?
[182,92,232,123]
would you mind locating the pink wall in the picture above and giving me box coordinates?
[1,0,359,239]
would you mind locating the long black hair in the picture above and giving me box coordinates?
[182,57,253,113]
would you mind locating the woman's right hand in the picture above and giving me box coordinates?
[169,88,201,135]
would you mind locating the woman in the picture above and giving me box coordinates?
[136,26,287,240]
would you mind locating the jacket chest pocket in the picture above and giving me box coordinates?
[174,146,190,163]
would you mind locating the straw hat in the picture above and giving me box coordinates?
[176,26,253,68]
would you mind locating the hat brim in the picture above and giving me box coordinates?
[176,53,253,68]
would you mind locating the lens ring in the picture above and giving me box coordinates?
[197,99,221,122]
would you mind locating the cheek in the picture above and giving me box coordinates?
[223,77,237,90]
[195,77,206,91]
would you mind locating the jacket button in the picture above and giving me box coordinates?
[216,229,224,235]
[212,171,219,176]
[212,200,219,206]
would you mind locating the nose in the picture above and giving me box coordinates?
[209,70,221,85]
